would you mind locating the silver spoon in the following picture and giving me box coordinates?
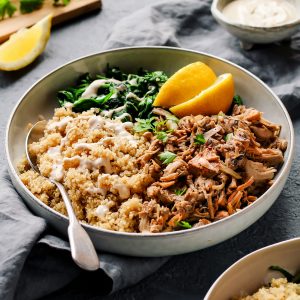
[26,120,100,271]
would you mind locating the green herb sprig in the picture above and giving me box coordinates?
[233,95,243,106]
[176,221,192,229]
[0,0,16,19]
[174,187,187,196]
[194,134,206,145]
[158,151,176,165]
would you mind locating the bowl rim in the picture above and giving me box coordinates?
[5,46,295,238]
[211,0,300,31]
[204,237,300,298]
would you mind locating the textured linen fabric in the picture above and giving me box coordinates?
[0,171,168,300]
[1,0,299,299]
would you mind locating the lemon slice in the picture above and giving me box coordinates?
[170,73,234,117]
[0,14,52,71]
[153,61,217,107]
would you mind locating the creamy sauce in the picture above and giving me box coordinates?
[47,114,137,183]
[81,79,121,99]
[95,205,109,217]
[85,186,107,196]
[47,116,73,131]
[126,92,140,100]
[63,156,112,173]
[47,146,64,181]
[113,182,130,200]
[88,115,105,130]
[222,0,298,27]
[100,105,126,119]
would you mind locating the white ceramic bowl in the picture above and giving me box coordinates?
[205,238,300,299]
[6,47,294,257]
[211,0,300,48]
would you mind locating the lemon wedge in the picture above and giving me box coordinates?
[153,61,217,107]
[170,73,234,117]
[0,14,52,71]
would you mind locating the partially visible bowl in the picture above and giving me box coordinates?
[6,47,295,257]
[205,238,300,299]
[211,0,300,49]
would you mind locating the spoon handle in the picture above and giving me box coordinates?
[55,181,100,271]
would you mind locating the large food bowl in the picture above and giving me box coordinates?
[205,238,300,299]
[5,47,294,257]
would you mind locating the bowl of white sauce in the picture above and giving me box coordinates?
[211,0,300,49]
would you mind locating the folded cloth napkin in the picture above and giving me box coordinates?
[0,171,169,300]
[1,0,300,299]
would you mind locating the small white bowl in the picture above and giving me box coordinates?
[211,0,300,49]
[205,238,300,299]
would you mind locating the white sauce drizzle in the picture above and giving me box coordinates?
[81,79,121,99]
[63,156,112,173]
[222,0,298,27]
[100,105,126,119]
[47,116,73,131]
[85,186,107,196]
[95,205,109,217]
[47,146,64,181]
[113,183,130,200]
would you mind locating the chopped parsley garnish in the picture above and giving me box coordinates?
[174,187,187,196]
[194,134,206,145]
[158,151,176,165]
[233,95,243,105]
[20,0,44,13]
[134,117,156,133]
[134,117,172,143]
[225,133,233,142]
[176,221,192,229]
[0,0,16,19]
[156,131,168,143]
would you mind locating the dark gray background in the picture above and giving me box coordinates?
[1,0,300,299]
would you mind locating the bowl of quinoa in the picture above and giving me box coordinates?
[205,238,300,300]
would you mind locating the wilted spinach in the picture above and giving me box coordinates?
[57,66,168,122]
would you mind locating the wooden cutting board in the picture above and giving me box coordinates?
[0,0,102,43]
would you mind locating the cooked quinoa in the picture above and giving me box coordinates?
[19,106,154,232]
[239,278,300,300]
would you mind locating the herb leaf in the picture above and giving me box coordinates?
[158,151,176,165]
[225,133,233,142]
[194,134,206,145]
[174,187,187,196]
[0,0,16,19]
[134,117,156,133]
[156,131,168,143]
[20,0,44,13]
[176,221,192,229]
[233,95,243,106]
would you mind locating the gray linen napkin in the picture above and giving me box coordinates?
[1,0,300,299]
[0,171,169,300]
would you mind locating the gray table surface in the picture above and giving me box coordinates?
[1,1,300,299]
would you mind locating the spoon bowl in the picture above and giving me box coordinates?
[26,120,100,271]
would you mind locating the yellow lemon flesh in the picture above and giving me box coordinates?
[0,14,52,71]
[153,61,217,107]
[170,73,234,117]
